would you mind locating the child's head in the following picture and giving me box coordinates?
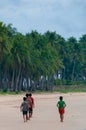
[59,96,63,100]
[25,93,29,98]
[23,97,27,101]
[29,93,32,97]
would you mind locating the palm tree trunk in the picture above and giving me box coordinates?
[0,66,2,89]
[71,60,76,81]
[11,69,15,91]
[15,66,21,92]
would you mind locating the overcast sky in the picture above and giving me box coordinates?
[0,0,86,39]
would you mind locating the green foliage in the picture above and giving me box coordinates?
[2,86,8,92]
[0,21,86,92]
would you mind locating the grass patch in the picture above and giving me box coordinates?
[0,91,25,95]
[0,85,86,95]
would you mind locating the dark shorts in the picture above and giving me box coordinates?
[23,111,28,115]
[29,107,33,113]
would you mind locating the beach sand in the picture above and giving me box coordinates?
[0,92,86,130]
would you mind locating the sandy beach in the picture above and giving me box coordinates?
[0,92,86,130]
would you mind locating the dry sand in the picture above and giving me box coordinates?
[0,92,86,130]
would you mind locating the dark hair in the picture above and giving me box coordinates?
[59,96,63,100]
[29,93,32,97]
[25,93,29,97]
[23,97,27,101]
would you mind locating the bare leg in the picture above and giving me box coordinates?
[29,110,33,118]
[23,115,26,122]
[26,113,30,120]
[60,114,64,122]
[29,108,33,118]
[29,112,32,118]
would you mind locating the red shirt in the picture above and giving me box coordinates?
[29,97,34,108]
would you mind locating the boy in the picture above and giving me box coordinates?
[57,96,66,122]
[20,97,28,122]
[25,93,31,120]
[28,93,35,118]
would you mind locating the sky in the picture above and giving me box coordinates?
[0,0,86,39]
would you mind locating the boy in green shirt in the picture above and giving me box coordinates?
[57,96,66,122]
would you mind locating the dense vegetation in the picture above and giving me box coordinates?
[0,21,86,92]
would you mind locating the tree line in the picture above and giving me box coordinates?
[0,21,86,92]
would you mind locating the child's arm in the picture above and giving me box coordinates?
[56,102,59,108]
[20,104,22,112]
[32,98,35,108]
[64,102,66,108]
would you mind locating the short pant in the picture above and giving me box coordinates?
[29,107,33,113]
[23,111,28,115]
[59,108,65,115]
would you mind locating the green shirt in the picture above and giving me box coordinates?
[57,100,66,108]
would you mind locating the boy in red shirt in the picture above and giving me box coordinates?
[28,93,35,118]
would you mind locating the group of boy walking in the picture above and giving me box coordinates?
[20,94,66,123]
[20,93,35,122]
